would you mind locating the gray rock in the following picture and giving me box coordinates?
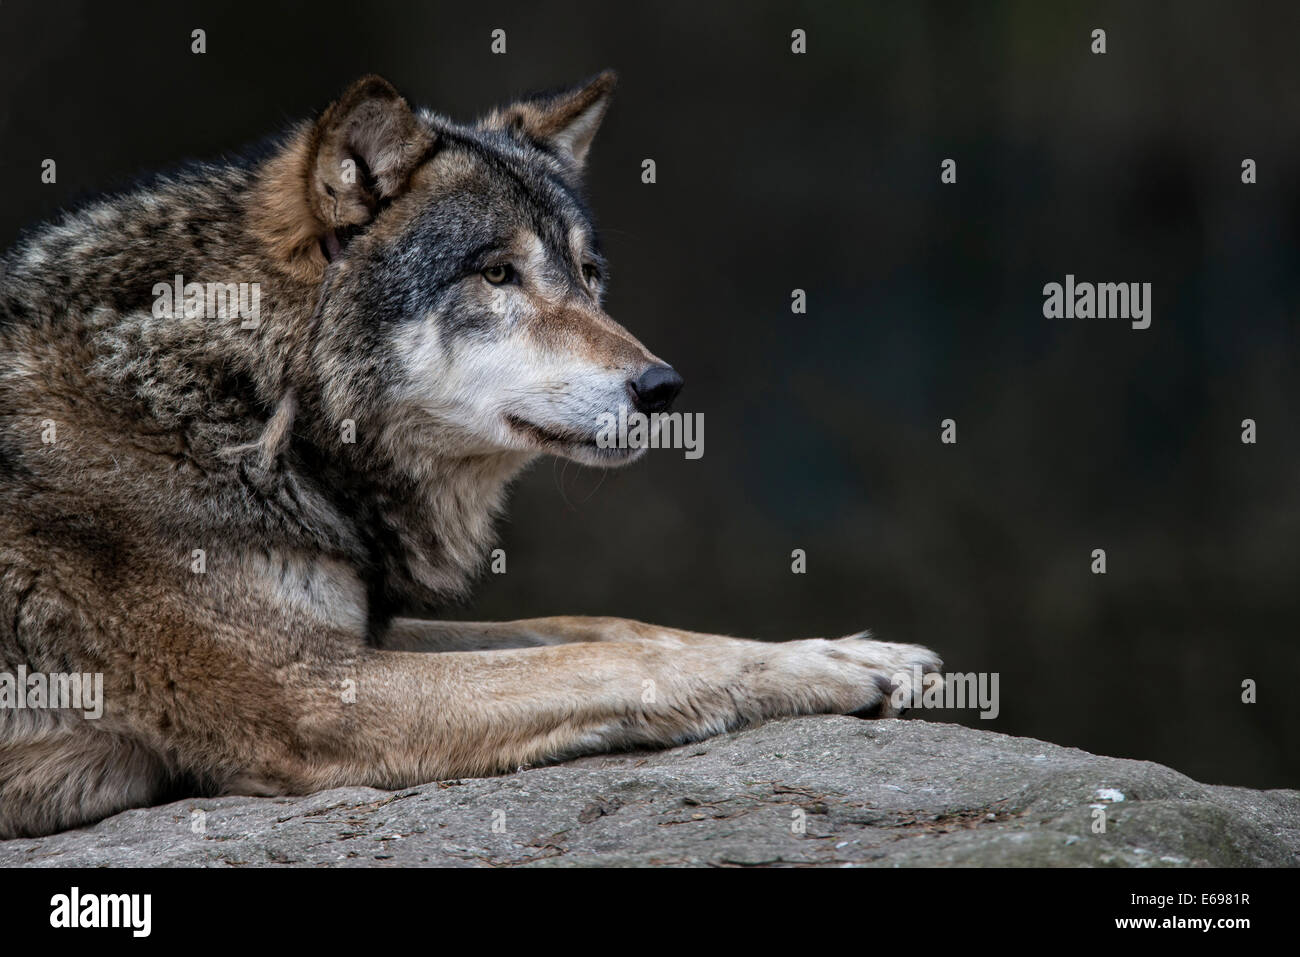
[2,717,1296,867]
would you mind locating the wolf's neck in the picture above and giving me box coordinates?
[289,431,535,616]
[378,449,534,613]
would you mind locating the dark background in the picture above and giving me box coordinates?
[2,1,1297,788]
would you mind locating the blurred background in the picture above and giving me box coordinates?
[2,0,1297,787]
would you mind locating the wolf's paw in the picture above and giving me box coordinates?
[765,633,943,720]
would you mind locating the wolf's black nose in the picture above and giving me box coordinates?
[629,365,684,414]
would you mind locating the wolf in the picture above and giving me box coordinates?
[0,72,942,838]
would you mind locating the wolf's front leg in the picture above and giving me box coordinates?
[217,632,942,793]
[378,616,640,651]
[380,615,742,651]
[380,615,938,664]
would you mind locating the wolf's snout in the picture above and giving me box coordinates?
[628,364,683,414]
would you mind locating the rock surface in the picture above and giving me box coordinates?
[2,717,1296,867]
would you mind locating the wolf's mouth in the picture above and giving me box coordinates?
[505,414,594,448]
[504,414,638,461]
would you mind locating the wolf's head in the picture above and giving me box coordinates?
[258,72,680,470]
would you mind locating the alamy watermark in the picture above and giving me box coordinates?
[152,273,260,328]
[1043,274,1151,329]
[596,407,704,459]
[891,668,1000,719]
[50,887,151,937]
[0,666,103,719]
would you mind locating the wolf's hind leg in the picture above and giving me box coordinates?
[0,728,173,839]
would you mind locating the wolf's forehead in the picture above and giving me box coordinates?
[513,225,593,269]
[414,126,595,246]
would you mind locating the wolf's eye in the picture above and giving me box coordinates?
[482,263,514,285]
[582,263,601,285]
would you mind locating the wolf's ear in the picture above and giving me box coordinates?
[252,75,434,278]
[491,71,617,171]
[308,75,434,246]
